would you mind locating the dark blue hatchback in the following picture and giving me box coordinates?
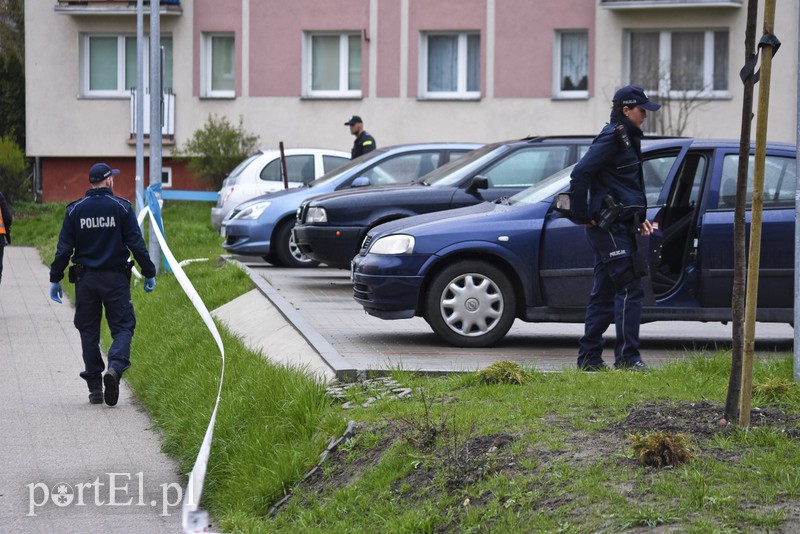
[352,138,796,347]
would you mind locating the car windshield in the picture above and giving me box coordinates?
[226,153,262,185]
[506,164,576,205]
[415,142,511,187]
[307,149,389,188]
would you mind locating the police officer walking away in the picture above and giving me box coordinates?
[568,85,660,372]
[49,163,157,406]
[344,115,377,159]
[0,191,12,285]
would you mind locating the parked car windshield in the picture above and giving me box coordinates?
[307,149,390,188]
[226,153,262,185]
[416,142,510,187]
[506,164,576,206]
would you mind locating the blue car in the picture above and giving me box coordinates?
[221,143,481,267]
[352,138,796,347]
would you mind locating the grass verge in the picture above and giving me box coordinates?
[12,200,799,532]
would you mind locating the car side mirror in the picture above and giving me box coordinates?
[351,176,371,188]
[467,175,489,194]
[552,192,573,218]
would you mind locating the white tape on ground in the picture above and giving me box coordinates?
[138,206,225,533]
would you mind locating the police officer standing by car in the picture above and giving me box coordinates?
[344,115,377,159]
[49,163,157,406]
[568,85,660,372]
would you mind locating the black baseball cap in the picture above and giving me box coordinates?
[612,85,661,111]
[89,163,120,183]
[344,115,363,126]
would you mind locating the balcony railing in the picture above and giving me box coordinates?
[55,1,182,16]
[130,91,175,138]
[600,0,742,8]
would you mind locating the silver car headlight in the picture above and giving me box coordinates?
[233,201,271,220]
[305,207,328,223]
[369,234,415,255]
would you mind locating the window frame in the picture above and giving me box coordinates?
[419,31,481,101]
[624,28,730,100]
[80,33,173,98]
[302,31,363,99]
[161,167,173,189]
[553,30,589,99]
[201,32,236,99]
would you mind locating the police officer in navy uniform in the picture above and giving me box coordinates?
[568,85,660,372]
[49,163,157,406]
[344,115,377,159]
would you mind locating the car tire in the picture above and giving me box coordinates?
[273,220,320,268]
[425,260,516,348]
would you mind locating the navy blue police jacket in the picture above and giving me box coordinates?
[49,188,157,283]
[352,131,377,159]
[568,112,647,226]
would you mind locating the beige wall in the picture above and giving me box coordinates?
[26,0,798,166]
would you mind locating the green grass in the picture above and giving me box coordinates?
[12,200,800,533]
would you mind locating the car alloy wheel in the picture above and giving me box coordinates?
[425,260,516,347]
[274,220,320,268]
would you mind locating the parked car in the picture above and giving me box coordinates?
[220,143,482,267]
[210,147,350,230]
[294,136,593,268]
[351,138,796,347]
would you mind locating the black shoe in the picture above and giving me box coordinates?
[614,361,650,372]
[103,368,120,406]
[89,390,104,404]
[579,362,609,372]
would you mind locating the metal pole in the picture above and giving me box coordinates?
[741,0,776,427]
[279,141,289,189]
[148,0,162,270]
[135,0,144,215]
[795,0,800,383]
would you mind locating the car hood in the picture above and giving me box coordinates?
[368,200,549,248]
[305,183,424,207]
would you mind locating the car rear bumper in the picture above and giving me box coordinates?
[294,225,363,267]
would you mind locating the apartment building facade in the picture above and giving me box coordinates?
[27,0,798,201]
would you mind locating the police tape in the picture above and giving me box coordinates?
[137,202,225,534]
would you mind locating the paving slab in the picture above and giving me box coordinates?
[0,246,182,533]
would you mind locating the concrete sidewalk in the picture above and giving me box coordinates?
[0,246,181,533]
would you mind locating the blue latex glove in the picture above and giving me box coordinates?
[50,282,63,303]
[144,277,156,293]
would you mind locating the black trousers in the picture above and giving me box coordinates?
[74,270,136,391]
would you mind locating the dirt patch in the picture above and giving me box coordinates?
[273,400,800,527]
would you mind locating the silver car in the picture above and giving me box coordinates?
[210,147,349,230]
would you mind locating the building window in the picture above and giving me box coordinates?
[161,167,172,188]
[419,32,480,100]
[553,31,588,98]
[202,33,235,98]
[626,29,729,98]
[81,34,173,97]
[303,32,362,98]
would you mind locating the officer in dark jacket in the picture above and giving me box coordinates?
[49,163,157,406]
[0,191,12,285]
[344,115,377,159]
[568,85,660,372]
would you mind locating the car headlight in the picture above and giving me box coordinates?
[369,234,415,255]
[233,201,271,220]
[305,207,328,224]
